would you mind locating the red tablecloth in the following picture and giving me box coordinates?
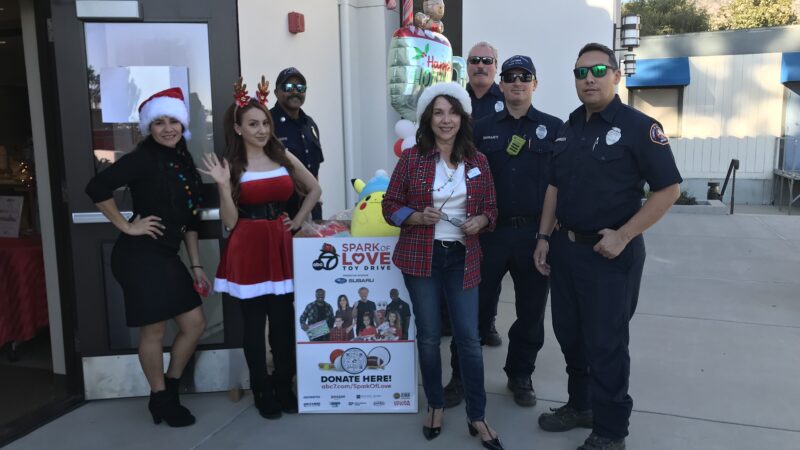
[0,237,48,347]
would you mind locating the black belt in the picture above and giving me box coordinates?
[497,215,540,227]
[238,202,286,220]
[558,226,602,245]
[434,239,463,248]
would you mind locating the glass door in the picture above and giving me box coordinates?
[51,0,245,399]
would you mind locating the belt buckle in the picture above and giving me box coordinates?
[567,230,576,242]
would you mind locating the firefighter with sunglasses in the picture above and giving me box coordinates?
[534,43,682,450]
[271,67,324,219]
[460,55,563,410]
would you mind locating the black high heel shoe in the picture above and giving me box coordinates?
[422,407,443,440]
[468,420,504,450]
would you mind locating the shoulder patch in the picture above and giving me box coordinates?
[649,123,669,146]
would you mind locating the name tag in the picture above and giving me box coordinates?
[467,167,481,179]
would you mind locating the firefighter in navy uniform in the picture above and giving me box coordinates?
[271,67,324,220]
[444,55,563,409]
[534,43,682,450]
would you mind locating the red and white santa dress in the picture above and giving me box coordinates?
[215,167,294,299]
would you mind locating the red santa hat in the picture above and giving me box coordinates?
[138,87,191,140]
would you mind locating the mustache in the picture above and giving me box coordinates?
[288,94,303,101]
[473,69,489,75]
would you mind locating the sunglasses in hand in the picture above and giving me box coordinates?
[439,211,465,227]
[280,82,307,93]
[437,188,465,227]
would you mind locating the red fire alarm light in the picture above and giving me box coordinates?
[288,12,305,34]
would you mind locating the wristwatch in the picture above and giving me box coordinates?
[535,232,550,242]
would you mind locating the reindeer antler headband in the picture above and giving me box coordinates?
[233,75,270,111]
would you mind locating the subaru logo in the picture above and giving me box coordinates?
[335,278,347,284]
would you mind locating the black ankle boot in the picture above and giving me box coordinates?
[252,376,282,419]
[164,376,190,415]
[148,390,196,427]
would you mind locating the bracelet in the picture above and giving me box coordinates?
[190,265,203,269]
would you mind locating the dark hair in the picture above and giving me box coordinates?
[577,43,618,69]
[416,94,476,164]
[337,294,349,310]
[223,99,299,204]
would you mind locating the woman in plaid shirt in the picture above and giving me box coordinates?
[383,83,502,450]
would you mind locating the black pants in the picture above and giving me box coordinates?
[549,229,646,440]
[450,222,549,378]
[239,294,296,387]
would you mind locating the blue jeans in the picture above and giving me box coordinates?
[403,241,486,421]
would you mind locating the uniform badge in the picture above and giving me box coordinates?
[535,125,547,140]
[649,123,669,145]
[495,101,504,112]
[606,127,621,145]
[311,126,318,140]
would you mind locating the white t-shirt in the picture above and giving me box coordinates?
[431,157,466,243]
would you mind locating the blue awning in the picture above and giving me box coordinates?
[781,52,800,84]
[626,57,690,88]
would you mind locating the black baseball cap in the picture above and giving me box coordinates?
[500,55,537,78]
[276,67,307,86]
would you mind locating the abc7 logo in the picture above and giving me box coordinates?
[312,250,338,271]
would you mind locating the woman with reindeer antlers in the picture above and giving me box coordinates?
[199,76,321,419]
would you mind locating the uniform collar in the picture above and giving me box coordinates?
[272,101,308,124]
[569,94,623,126]
[467,82,502,100]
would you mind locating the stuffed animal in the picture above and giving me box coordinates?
[351,170,400,237]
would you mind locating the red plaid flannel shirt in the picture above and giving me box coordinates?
[382,146,497,289]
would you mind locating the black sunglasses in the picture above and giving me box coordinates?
[468,56,495,65]
[573,64,616,80]
[280,82,307,93]
[501,72,534,83]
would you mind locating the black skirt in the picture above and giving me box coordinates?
[111,235,201,327]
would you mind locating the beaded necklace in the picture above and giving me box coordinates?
[431,157,458,192]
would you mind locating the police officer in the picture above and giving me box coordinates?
[466,41,505,121]
[534,43,681,450]
[271,67,324,220]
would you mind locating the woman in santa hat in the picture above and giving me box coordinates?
[199,77,321,420]
[86,87,208,428]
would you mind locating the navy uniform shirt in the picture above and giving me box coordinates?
[467,83,505,121]
[550,95,683,232]
[270,102,324,178]
[473,105,563,218]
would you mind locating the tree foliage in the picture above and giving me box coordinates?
[711,0,798,30]
[623,0,710,36]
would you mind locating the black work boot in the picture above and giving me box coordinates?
[251,375,282,419]
[148,390,196,427]
[506,376,536,407]
[481,319,502,347]
[577,432,626,450]
[443,376,464,408]
[538,404,593,432]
